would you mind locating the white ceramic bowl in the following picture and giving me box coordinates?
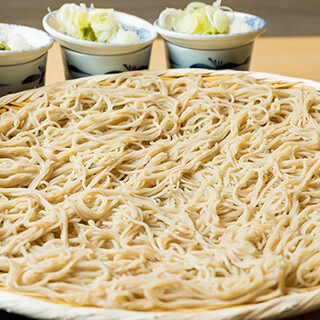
[0,53,47,96]
[154,11,266,71]
[166,41,253,70]
[0,23,53,65]
[154,12,266,50]
[43,10,157,55]
[61,45,152,79]
[0,23,53,96]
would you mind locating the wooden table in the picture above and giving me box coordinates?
[4,36,314,320]
[45,36,320,85]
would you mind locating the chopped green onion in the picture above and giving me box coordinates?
[79,24,97,42]
[0,43,11,50]
[55,3,139,44]
[158,1,252,35]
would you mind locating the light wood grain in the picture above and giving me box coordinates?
[45,36,320,86]
[45,42,65,85]
[250,36,320,81]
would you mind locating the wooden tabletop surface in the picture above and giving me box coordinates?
[45,36,320,85]
[23,36,316,320]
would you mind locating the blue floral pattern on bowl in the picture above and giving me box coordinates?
[170,56,251,70]
[166,41,253,71]
[21,66,46,85]
[130,27,152,42]
[62,45,152,79]
[0,66,45,89]
[243,16,267,31]
[0,54,47,96]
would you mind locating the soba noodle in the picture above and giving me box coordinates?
[0,72,320,311]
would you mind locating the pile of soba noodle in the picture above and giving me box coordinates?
[0,72,320,311]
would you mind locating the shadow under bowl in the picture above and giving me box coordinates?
[0,54,47,96]
[61,45,152,79]
[166,41,253,71]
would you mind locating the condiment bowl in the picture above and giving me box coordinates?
[0,23,53,96]
[61,45,152,79]
[43,9,157,78]
[154,11,266,70]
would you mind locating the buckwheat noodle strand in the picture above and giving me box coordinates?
[0,72,320,311]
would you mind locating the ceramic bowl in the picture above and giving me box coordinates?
[42,10,157,55]
[0,23,53,96]
[0,23,53,66]
[61,45,152,79]
[166,41,253,70]
[0,53,47,96]
[154,11,266,71]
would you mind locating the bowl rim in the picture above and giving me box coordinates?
[42,9,157,54]
[153,11,267,40]
[0,23,54,53]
